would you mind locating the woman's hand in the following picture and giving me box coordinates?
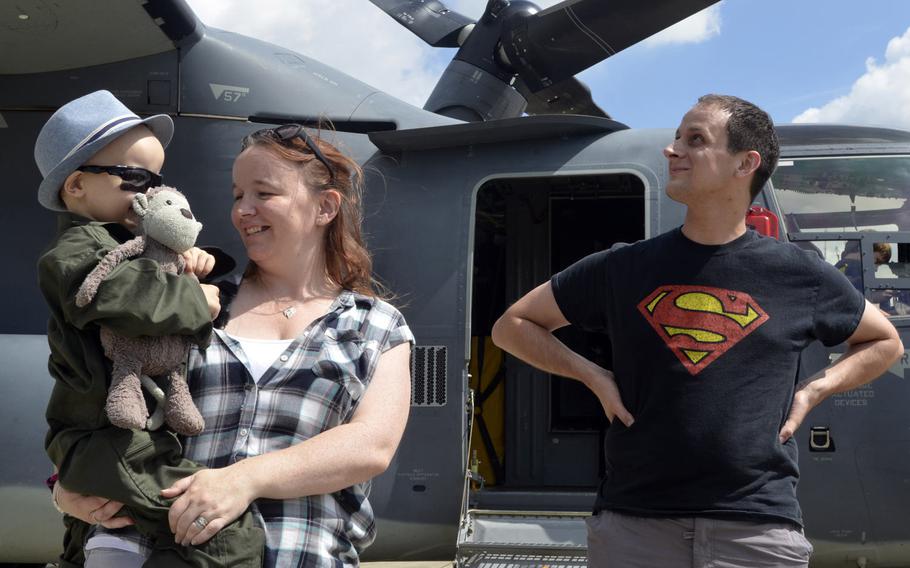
[54,483,134,529]
[181,247,216,279]
[161,468,255,546]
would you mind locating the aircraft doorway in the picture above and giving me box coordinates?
[470,172,645,507]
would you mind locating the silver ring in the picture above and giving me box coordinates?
[90,511,100,524]
[193,515,209,529]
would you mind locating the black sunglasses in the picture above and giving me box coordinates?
[243,124,336,183]
[76,165,163,193]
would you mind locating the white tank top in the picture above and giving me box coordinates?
[224,332,294,383]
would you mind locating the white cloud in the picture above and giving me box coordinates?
[793,26,910,128]
[186,0,448,107]
[184,0,568,108]
[184,0,719,109]
[642,4,722,47]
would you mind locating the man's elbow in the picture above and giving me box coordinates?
[866,323,905,369]
[491,315,508,349]
[886,332,905,366]
[492,311,522,352]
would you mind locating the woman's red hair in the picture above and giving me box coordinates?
[241,127,376,296]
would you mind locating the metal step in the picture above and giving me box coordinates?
[455,509,589,567]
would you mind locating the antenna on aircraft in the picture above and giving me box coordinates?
[368,0,719,121]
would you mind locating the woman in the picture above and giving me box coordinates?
[56,124,414,567]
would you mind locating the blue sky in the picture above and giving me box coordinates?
[187,0,910,130]
[581,0,910,128]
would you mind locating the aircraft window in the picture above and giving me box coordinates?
[772,156,910,232]
[871,288,910,315]
[797,239,910,316]
[872,241,910,315]
[872,241,904,278]
[805,240,863,290]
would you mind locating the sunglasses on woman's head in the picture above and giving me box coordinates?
[76,165,163,193]
[243,124,336,183]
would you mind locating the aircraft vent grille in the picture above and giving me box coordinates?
[411,346,447,406]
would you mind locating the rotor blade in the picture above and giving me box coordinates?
[504,0,720,92]
[515,77,609,118]
[367,0,474,47]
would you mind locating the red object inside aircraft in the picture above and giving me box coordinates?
[746,205,780,239]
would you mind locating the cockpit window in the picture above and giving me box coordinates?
[773,155,910,317]
[773,155,910,233]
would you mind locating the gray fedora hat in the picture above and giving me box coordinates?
[34,90,174,211]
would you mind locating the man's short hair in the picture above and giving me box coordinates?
[697,94,780,201]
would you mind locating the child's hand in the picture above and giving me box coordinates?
[200,284,221,320]
[55,483,133,529]
[182,247,216,279]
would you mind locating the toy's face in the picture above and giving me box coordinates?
[136,188,203,253]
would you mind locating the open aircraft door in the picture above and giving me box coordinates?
[368,117,663,567]
[455,391,589,568]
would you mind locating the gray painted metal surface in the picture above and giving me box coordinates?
[456,510,588,567]
[2,1,910,567]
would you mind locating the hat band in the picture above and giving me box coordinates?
[61,115,142,163]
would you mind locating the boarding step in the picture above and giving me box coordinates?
[455,509,589,567]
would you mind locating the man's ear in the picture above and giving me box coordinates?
[736,150,762,179]
[317,189,341,225]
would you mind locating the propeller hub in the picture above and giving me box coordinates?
[454,0,540,84]
[372,0,721,120]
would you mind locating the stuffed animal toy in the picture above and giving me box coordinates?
[76,186,206,436]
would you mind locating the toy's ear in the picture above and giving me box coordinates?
[133,193,149,217]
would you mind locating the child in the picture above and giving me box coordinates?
[35,90,263,567]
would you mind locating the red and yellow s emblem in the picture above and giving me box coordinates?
[637,285,769,375]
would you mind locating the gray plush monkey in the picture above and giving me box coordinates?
[76,186,206,436]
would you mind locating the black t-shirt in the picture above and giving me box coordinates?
[550,227,865,526]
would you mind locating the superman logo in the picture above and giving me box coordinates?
[637,285,769,375]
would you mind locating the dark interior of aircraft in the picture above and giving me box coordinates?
[470,173,644,508]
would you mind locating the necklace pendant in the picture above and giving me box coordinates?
[282,306,297,319]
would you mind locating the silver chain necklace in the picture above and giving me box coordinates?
[255,278,301,319]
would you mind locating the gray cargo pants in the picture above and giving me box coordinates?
[586,510,812,567]
[57,427,264,568]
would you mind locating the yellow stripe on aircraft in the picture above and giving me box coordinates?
[674,292,760,328]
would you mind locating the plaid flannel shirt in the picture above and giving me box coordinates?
[95,285,414,567]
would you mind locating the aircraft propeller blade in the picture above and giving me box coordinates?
[502,0,720,92]
[366,0,474,47]
[515,76,609,118]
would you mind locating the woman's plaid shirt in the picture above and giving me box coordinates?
[97,285,414,567]
[188,288,414,567]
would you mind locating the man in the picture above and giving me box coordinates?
[491,94,903,567]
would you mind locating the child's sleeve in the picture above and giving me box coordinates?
[39,225,212,344]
